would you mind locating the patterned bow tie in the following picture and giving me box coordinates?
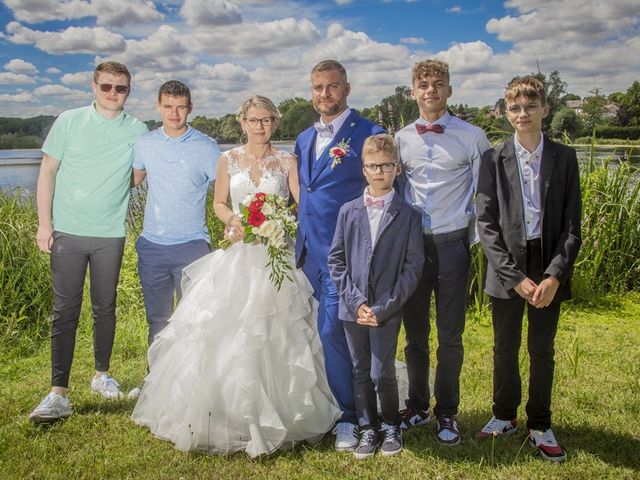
[416,123,445,135]
[314,122,334,136]
[364,196,384,208]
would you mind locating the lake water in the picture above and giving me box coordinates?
[1,144,637,193]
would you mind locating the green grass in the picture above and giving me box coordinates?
[1,280,638,479]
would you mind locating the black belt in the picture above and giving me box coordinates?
[424,227,468,245]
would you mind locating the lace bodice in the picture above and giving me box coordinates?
[223,146,293,213]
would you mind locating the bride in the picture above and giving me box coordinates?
[131,95,340,457]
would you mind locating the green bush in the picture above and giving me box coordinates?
[590,125,640,140]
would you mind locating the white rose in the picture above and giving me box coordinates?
[261,202,274,216]
[257,220,277,239]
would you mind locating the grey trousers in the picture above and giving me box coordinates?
[50,231,125,388]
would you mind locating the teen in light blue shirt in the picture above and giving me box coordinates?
[132,81,220,352]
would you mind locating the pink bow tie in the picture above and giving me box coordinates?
[364,196,384,208]
[416,123,444,135]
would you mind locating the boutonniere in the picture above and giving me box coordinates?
[329,138,352,169]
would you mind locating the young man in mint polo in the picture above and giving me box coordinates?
[29,61,147,423]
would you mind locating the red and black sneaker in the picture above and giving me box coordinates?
[529,428,567,462]
[399,408,431,430]
[475,416,518,439]
[436,415,460,446]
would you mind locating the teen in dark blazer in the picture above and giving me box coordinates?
[475,76,581,463]
[328,134,424,459]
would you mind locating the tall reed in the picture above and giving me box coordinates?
[0,192,51,349]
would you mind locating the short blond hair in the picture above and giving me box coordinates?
[94,61,131,84]
[505,76,547,106]
[362,134,398,163]
[412,59,450,83]
[236,95,281,128]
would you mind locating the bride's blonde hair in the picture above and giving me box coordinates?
[236,95,281,129]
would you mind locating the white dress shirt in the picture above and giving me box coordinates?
[364,188,395,248]
[395,111,490,235]
[514,135,544,240]
[315,107,352,158]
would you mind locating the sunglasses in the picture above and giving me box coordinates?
[97,83,129,94]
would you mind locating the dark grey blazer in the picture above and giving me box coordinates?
[476,135,582,300]
[328,192,424,325]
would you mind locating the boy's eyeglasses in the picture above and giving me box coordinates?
[97,83,129,94]
[507,104,540,115]
[363,163,397,173]
[245,117,274,126]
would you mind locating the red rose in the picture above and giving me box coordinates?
[248,210,266,227]
[255,192,267,202]
[331,147,345,157]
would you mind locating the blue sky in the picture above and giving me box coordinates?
[0,0,638,120]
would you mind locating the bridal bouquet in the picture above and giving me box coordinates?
[221,192,297,290]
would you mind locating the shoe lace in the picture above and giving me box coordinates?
[103,377,120,393]
[484,417,503,432]
[360,429,376,446]
[382,425,398,443]
[439,416,455,430]
[532,428,557,446]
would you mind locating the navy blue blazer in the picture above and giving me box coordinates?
[295,110,384,270]
[476,135,582,300]
[327,192,425,325]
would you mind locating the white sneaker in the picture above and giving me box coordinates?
[127,387,141,400]
[91,373,123,399]
[476,416,518,439]
[529,428,567,462]
[29,392,72,423]
[333,422,359,451]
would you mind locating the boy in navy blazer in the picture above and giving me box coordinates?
[475,76,581,462]
[328,134,424,459]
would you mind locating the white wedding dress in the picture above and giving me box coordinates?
[131,147,340,457]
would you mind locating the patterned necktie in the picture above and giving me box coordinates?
[416,123,444,135]
[314,122,334,136]
[364,196,384,208]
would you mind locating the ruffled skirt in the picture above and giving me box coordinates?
[131,242,340,457]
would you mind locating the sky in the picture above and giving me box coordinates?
[0,0,638,121]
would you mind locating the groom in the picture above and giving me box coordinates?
[295,60,384,451]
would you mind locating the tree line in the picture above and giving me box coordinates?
[2,72,639,149]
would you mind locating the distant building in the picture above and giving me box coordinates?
[491,98,505,118]
[566,100,583,115]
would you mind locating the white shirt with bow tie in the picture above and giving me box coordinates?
[315,107,352,158]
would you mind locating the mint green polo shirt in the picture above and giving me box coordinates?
[42,103,148,237]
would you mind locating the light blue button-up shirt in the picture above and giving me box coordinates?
[396,111,490,235]
[133,126,220,245]
[514,135,543,240]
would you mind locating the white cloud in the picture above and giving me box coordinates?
[3,0,164,27]
[61,71,94,86]
[400,37,426,45]
[33,84,93,102]
[0,72,36,84]
[0,92,37,103]
[335,0,353,4]
[5,22,127,54]
[185,17,320,57]
[180,0,242,27]
[487,0,639,43]
[4,58,38,74]
[46,67,62,74]
[446,6,462,13]
[101,25,196,71]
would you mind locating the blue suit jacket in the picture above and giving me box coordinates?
[327,193,425,326]
[295,110,384,271]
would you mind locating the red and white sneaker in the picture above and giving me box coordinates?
[475,416,518,439]
[529,428,566,462]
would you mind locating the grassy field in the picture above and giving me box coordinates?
[1,256,638,480]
